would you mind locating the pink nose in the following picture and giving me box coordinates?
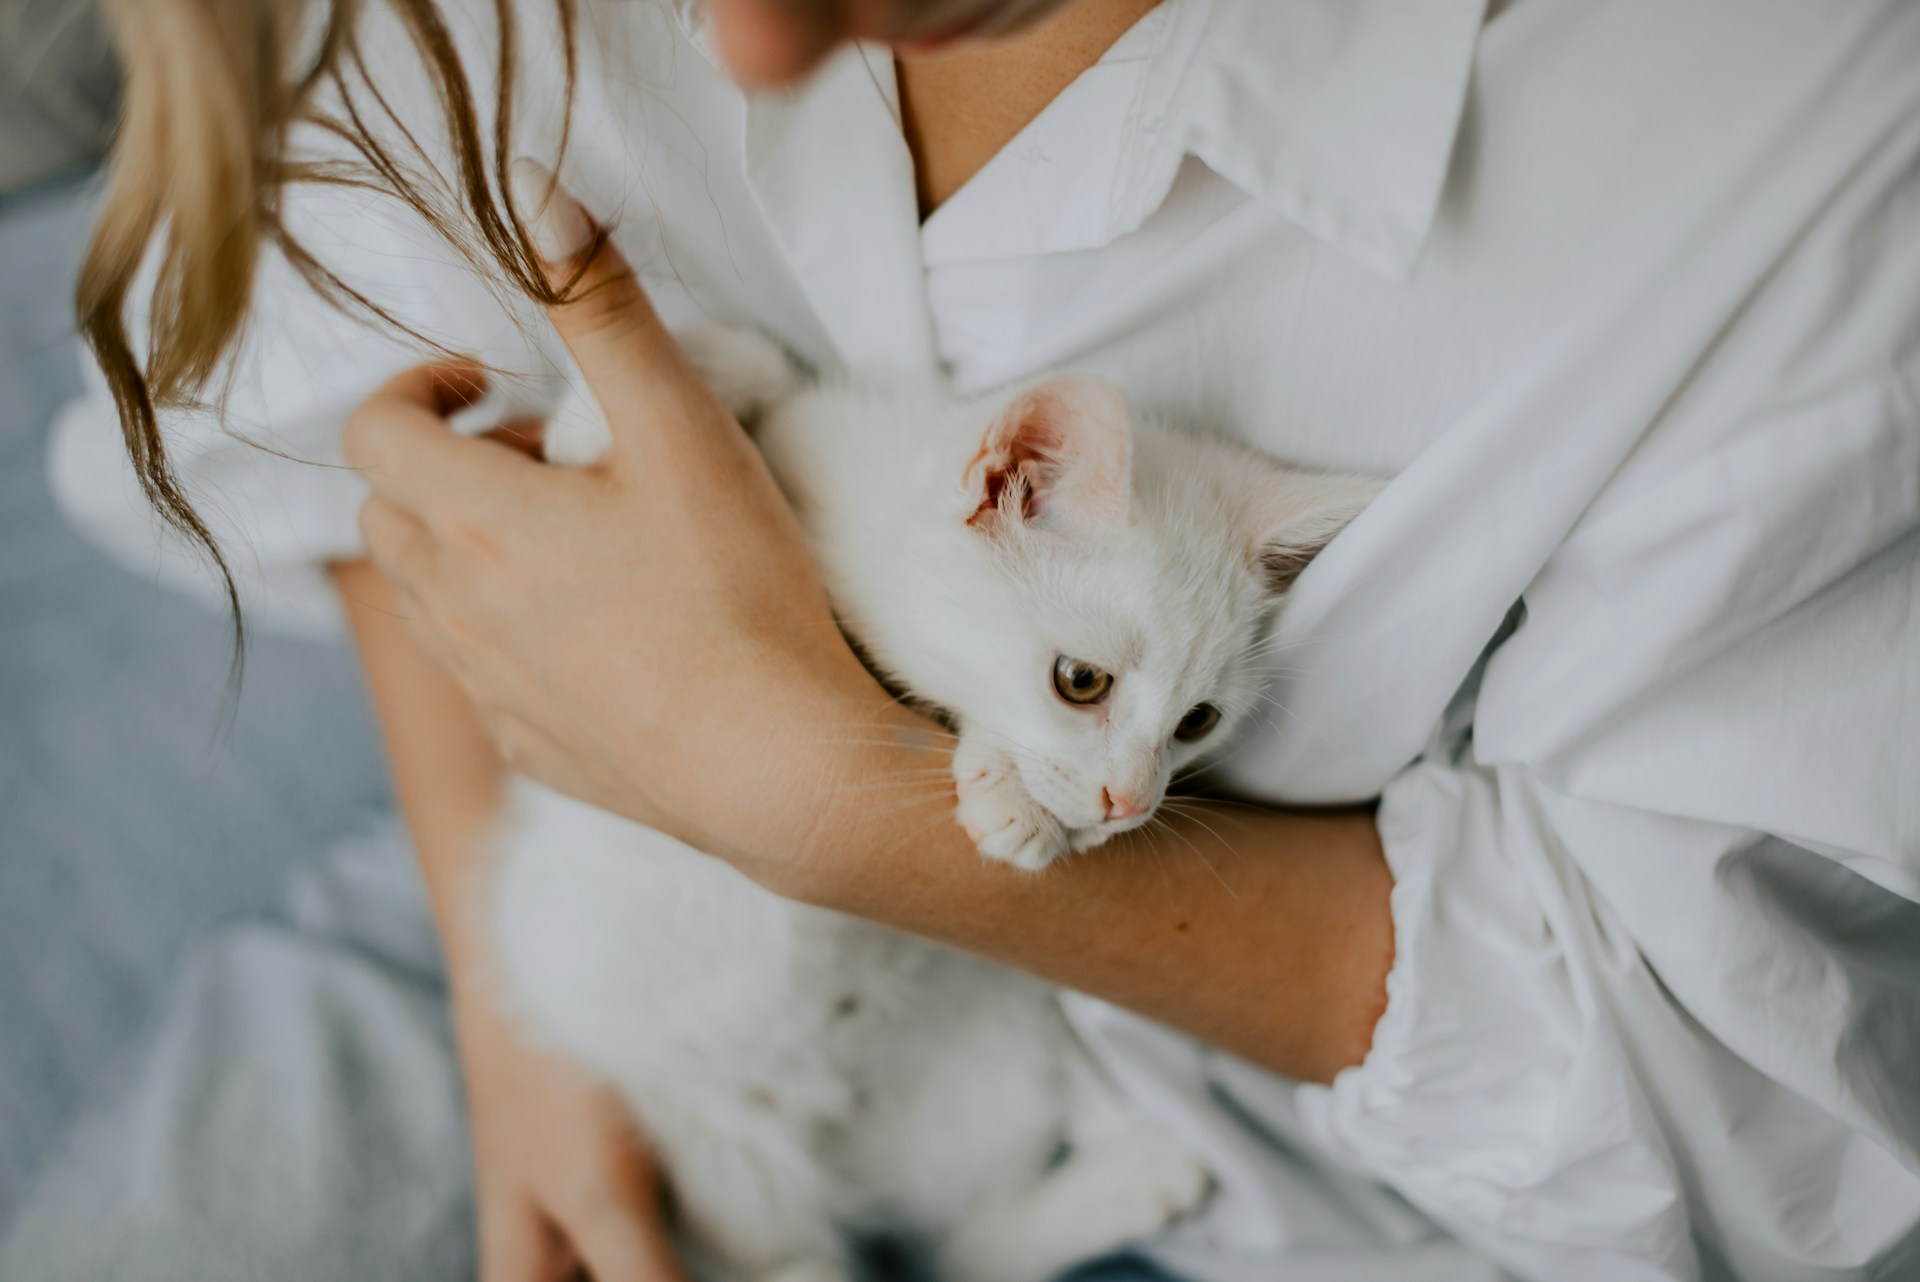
[1102,788,1149,822]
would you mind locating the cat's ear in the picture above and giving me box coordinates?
[963,375,1132,535]
[1244,472,1383,596]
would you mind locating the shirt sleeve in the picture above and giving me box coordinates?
[1294,157,1920,1282]
[46,3,569,636]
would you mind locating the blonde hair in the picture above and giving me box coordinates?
[79,0,579,661]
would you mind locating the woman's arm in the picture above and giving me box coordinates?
[330,560,686,1282]
[331,560,506,955]
[803,712,1393,1085]
[343,182,1395,1088]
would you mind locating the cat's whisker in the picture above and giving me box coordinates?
[1158,799,1251,845]
[846,782,962,803]
[846,779,962,799]
[863,791,966,821]
[1244,641,1311,664]
[811,742,954,763]
[967,728,1060,776]
[809,733,956,755]
[1247,697,1312,730]
[844,698,958,727]
[835,708,962,738]
[1134,817,1177,891]
[1243,635,1315,660]
[1169,760,1216,786]
[1135,801,1242,899]
[1198,852,1241,900]
[1251,695,1310,732]
[1167,793,1276,818]
[1128,809,1205,882]
[886,800,973,846]
[1180,834,1241,900]
[839,761,964,785]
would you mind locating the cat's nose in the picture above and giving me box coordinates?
[1102,788,1149,822]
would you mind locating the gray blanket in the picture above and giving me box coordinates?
[0,175,389,1232]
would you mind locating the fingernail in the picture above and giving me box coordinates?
[509,157,594,263]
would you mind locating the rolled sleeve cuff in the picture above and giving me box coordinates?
[1294,760,1694,1281]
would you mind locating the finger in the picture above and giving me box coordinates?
[563,1191,690,1282]
[507,161,690,434]
[385,361,493,417]
[357,495,438,596]
[479,1191,572,1282]
[482,418,548,460]
[345,365,542,512]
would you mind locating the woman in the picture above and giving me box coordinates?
[13,0,1920,1279]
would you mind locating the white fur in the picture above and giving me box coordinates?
[501,329,1378,1280]
[737,333,1380,870]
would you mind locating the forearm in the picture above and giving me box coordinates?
[332,557,1391,1081]
[330,560,505,973]
[792,705,1396,1086]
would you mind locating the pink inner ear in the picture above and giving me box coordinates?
[971,416,1065,525]
[966,376,1131,533]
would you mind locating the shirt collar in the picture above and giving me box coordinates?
[670,0,1486,281]
[667,0,725,67]
[1120,0,1489,281]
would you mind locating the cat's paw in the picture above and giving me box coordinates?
[1068,824,1119,853]
[952,737,1071,872]
[1051,1133,1213,1244]
[1112,1135,1214,1230]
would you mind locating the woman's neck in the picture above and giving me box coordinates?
[896,0,1163,219]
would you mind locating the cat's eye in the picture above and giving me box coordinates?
[1052,656,1114,706]
[1173,703,1221,743]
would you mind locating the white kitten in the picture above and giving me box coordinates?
[496,330,1379,1282]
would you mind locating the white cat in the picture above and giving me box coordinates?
[496,329,1379,1282]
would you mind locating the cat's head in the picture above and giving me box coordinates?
[930,375,1379,848]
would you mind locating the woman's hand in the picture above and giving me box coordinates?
[453,978,686,1282]
[343,167,886,885]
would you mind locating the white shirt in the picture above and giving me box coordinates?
[49,1,1920,1278]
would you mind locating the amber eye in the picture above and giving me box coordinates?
[1173,702,1221,743]
[1052,656,1114,706]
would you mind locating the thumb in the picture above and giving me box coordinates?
[509,158,687,445]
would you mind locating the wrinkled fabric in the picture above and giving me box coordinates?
[45,0,1920,1278]
[0,831,475,1282]
[0,827,1180,1281]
